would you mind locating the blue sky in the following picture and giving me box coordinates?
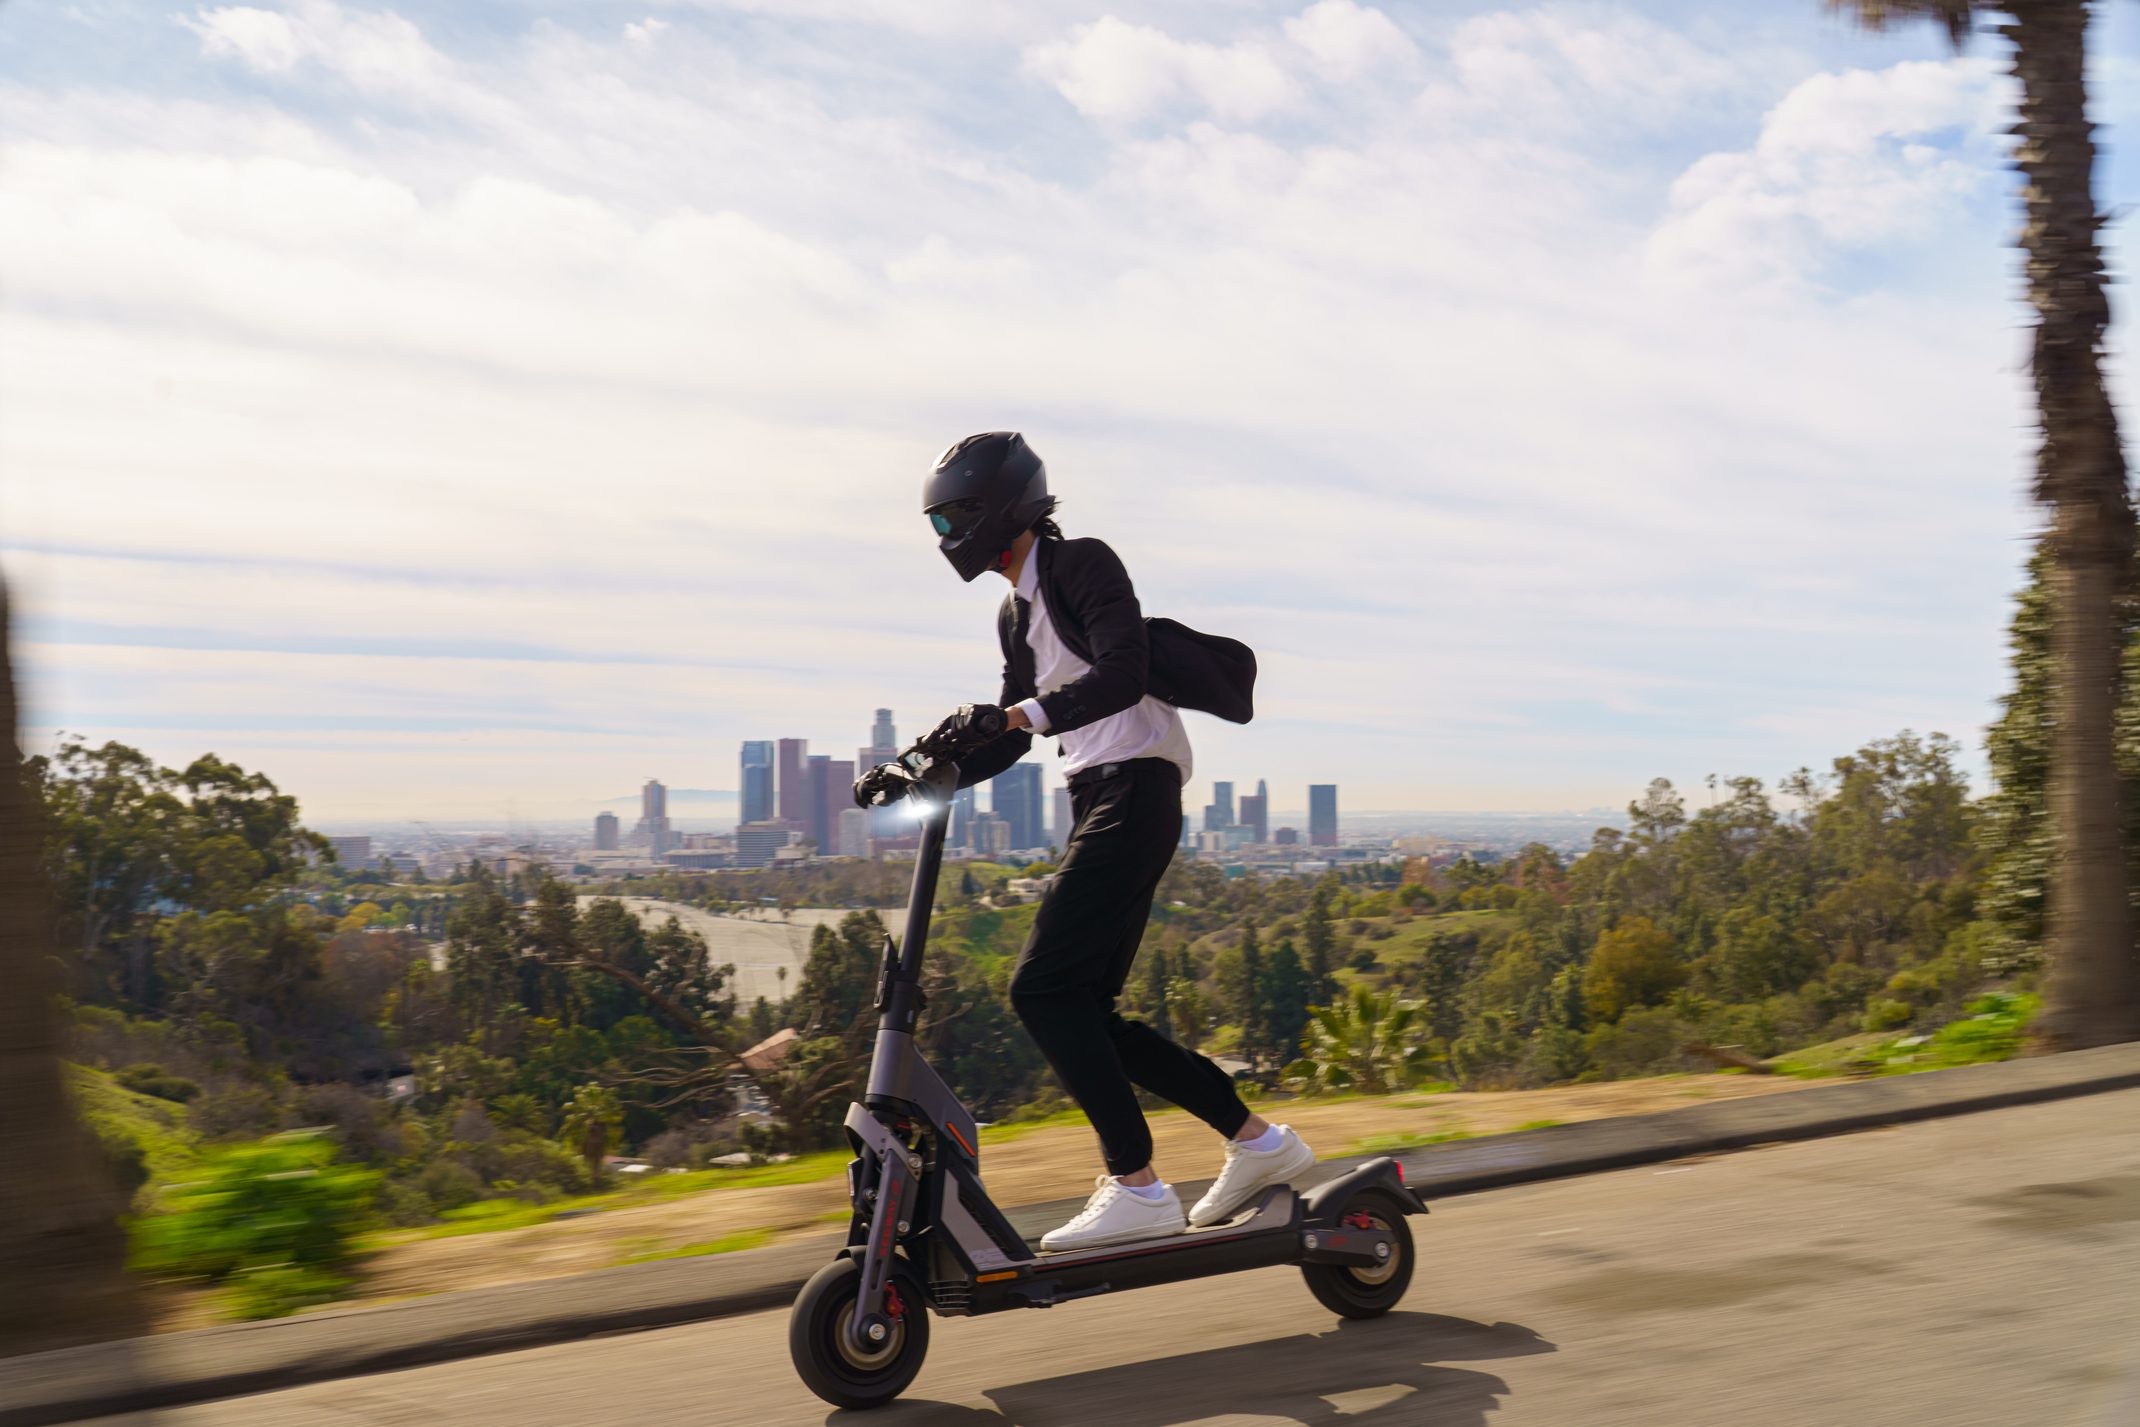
[4,0,2138,821]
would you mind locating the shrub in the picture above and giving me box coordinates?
[94,1124,151,1200]
[189,1085,287,1142]
[1862,997,1914,1032]
[132,1132,378,1320]
[415,1158,485,1211]
[1582,1007,1687,1078]
[117,1063,202,1104]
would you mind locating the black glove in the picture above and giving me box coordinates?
[853,762,914,809]
[920,703,1008,757]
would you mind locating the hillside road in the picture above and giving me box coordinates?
[84,1087,2140,1427]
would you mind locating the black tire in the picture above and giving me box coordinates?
[788,1257,931,1410]
[1302,1187,1415,1319]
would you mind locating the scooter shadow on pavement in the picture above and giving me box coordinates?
[827,1310,1555,1427]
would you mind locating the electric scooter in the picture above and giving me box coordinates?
[786,719,1428,1410]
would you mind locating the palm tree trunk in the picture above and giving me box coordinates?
[2008,0,2140,1049]
[0,581,140,1354]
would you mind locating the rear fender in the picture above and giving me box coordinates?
[1301,1156,1428,1224]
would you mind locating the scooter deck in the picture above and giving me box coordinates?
[1026,1184,1299,1263]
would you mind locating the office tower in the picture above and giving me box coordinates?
[995,763,1043,850]
[951,786,976,848]
[1052,787,1073,849]
[1181,814,1193,850]
[735,825,791,868]
[327,834,372,868]
[777,738,810,825]
[859,710,902,836]
[1203,780,1235,832]
[804,756,855,852]
[636,778,672,855]
[1240,780,1269,845]
[836,807,871,859]
[972,811,1011,856]
[1274,826,1300,846]
[739,741,775,826]
[593,812,620,851]
[1309,784,1339,847]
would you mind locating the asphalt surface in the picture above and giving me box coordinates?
[80,1089,2140,1427]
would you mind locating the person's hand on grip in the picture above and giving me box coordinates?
[921,703,1008,756]
[853,762,912,809]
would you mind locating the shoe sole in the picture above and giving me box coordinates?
[1039,1218,1188,1254]
[1188,1143,1318,1227]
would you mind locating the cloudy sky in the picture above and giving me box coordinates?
[4,0,2138,824]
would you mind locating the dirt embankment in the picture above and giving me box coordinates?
[302,1071,1813,1315]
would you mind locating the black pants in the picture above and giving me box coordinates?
[1008,758,1250,1176]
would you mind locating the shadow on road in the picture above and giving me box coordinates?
[836,1311,1555,1426]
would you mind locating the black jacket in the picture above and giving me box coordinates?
[956,536,1255,789]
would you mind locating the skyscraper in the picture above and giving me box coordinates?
[1204,779,1235,833]
[995,763,1043,851]
[1052,787,1073,849]
[739,741,775,827]
[1240,779,1269,845]
[807,756,855,853]
[858,710,901,836]
[636,779,672,854]
[1309,784,1339,847]
[593,812,619,851]
[777,738,810,825]
[951,786,976,848]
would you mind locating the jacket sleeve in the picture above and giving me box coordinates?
[954,594,1034,791]
[1036,539,1148,735]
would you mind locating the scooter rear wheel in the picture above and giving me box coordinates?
[788,1257,931,1410]
[1301,1187,1415,1319]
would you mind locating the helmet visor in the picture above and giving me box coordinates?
[927,500,985,541]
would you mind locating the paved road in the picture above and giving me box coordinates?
[584,899,848,1005]
[92,1091,2140,1427]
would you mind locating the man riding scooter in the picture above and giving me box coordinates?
[859,431,1315,1251]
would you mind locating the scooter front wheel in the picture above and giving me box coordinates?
[788,1257,931,1410]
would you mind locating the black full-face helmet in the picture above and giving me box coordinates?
[923,432,1053,582]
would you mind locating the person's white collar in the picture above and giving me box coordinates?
[1015,543,1041,601]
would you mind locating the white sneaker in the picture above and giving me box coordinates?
[1039,1176,1188,1252]
[1189,1126,1317,1227]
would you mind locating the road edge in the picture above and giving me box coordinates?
[6,1041,2137,1426]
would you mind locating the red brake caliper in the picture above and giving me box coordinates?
[884,1282,906,1323]
[1342,1210,1375,1230]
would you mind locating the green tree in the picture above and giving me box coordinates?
[560,1084,624,1185]
[1834,0,2138,1048]
[1287,985,1433,1095]
[1260,937,1314,1066]
[1581,917,1683,1023]
[1302,884,1338,1004]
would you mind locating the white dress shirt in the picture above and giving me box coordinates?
[1011,552,1193,783]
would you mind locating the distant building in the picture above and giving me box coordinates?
[1204,781,1235,833]
[1309,784,1339,847]
[808,755,855,852]
[593,812,620,851]
[734,824,792,868]
[1273,826,1301,846]
[972,811,1012,856]
[636,779,672,855]
[951,786,976,848]
[739,741,775,826]
[857,710,902,836]
[836,806,871,859]
[327,834,373,869]
[777,739,810,825]
[1052,787,1073,849]
[995,763,1044,850]
[1004,875,1055,903]
[1240,780,1269,845]
[385,852,422,877]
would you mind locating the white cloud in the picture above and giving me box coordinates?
[623,17,668,47]
[184,5,307,71]
[1023,15,1301,124]
[1649,57,2005,292]
[1283,0,1417,81]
